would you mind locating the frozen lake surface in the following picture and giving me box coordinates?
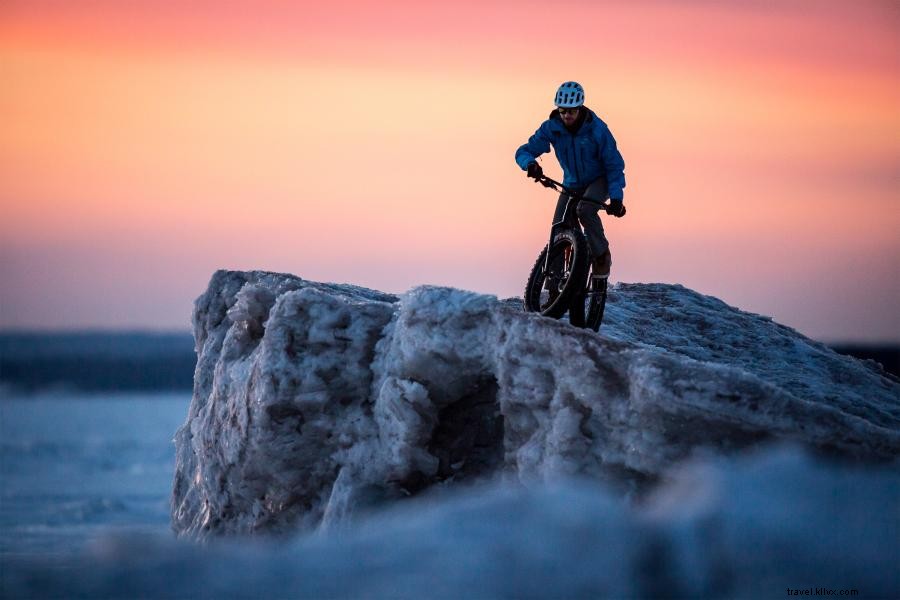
[0,393,191,560]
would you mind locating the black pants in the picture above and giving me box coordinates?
[551,177,610,258]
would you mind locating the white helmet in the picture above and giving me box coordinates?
[554,81,584,108]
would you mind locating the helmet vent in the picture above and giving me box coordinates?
[554,81,585,108]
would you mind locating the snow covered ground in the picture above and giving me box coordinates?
[6,448,898,599]
[172,270,898,538]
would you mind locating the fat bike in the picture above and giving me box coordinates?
[523,175,620,332]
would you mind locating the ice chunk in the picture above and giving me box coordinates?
[171,270,900,538]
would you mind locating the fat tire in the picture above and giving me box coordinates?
[585,278,608,331]
[569,288,587,327]
[523,229,589,319]
[569,275,608,331]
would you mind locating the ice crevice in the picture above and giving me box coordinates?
[171,270,900,538]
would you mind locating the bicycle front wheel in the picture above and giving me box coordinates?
[523,229,589,319]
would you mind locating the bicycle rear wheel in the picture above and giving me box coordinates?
[569,275,608,331]
[585,277,608,331]
[523,229,589,319]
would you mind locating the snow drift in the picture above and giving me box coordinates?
[171,270,899,538]
[9,449,899,599]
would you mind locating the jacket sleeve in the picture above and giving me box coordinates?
[598,125,626,200]
[515,122,552,170]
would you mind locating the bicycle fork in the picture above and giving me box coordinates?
[542,198,579,287]
[542,235,573,292]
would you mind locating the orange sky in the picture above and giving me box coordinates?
[1,0,898,341]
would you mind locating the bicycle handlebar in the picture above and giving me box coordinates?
[533,174,567,193]
[529,174,622,214]
[532,174,604,203]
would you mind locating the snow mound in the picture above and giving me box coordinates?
[171,270,899,538]
[11,449,900,599]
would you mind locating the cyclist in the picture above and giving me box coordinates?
[515,81,626,279]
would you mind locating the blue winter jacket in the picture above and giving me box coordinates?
[515,107,626,199]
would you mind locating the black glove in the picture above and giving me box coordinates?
[526,162,543,180]
[606,199,626,218]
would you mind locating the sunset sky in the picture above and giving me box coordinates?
[1,0,898,342]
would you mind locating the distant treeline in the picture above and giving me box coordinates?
[0,332,195,393]
[0,332,896,395]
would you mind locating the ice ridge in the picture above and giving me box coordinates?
[171,270,899,538]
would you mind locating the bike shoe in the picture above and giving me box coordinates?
[592,250,611,279]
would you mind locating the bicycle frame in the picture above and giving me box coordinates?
[535,175,609,275]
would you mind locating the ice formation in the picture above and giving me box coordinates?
[171,270,899,538]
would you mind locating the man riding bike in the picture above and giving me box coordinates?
[515,81,626,279]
